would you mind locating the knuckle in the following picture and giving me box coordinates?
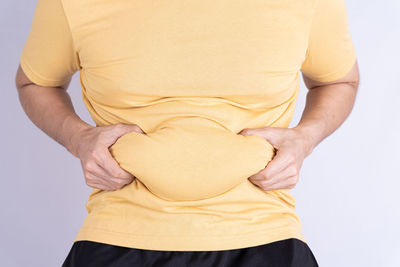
[259,180,270,190]
[93,150,106,162]
[83,171,90,179]
[262,170,272,179]
[289,166,298,176]
[89,149,99,159]
[91,152,101,162]
[114,179,126,186]
[85,178,93,186]
[111,169,123,178]
[289,176,298,185]
[84,161,95,172]
[85,174,94,183]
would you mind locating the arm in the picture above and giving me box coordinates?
[294,60,360,155]
[17,0,143,191]
[15,64,91,158]
[239,60,360,191]
[15,64,140,191]
[239,0,359,191]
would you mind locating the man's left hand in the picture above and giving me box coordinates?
[238,126,315,191]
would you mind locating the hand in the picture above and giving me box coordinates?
[238,126,315,191]
[70,123,146,191]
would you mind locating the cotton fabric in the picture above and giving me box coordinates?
[20,0,357,251]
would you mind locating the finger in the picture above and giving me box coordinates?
[87,168,132,191]
[81,160,117,187]
[258,165,297,189]
[92,161,133,187]
[249,153,290,184]
[238,127,265,136]
[88,181,114,191]
[98,147,135,180]
[123,123,145,134]
[263,175,298,191]
[259,149,294,180]
[85,170,116,190]
[268,164,298,185]
[101,124,143,148]
[134,124,146,134]
[116,123,146,136]
[93,163,135,190]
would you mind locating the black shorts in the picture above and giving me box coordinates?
[61,238,319,267]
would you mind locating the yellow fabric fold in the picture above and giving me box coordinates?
[20,0,356,251]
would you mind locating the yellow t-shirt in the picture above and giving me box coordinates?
[20,0,356,251]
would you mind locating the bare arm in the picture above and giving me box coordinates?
[294,60,360,154]
[15,64,91,157]
[240,60,360,191]
[15,64,141,191]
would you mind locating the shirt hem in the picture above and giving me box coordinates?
[73,225,307,252]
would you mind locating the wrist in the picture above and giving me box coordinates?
[62,115,93,158]
[293,121,325,157]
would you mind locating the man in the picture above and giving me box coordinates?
[16,0,359,266]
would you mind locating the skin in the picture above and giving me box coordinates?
[239,60,360,191]
[15,64,141,191]
[15,59,360,192]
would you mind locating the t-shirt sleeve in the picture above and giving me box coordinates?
[300,0,357,82]
[19,0,80,87]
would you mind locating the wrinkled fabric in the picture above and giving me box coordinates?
[20,0,356,251]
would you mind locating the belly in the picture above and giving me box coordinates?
[108,117,275,201]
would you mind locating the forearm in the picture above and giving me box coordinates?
[17,83,92,157]
[293,82,358,155]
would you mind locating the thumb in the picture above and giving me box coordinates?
[239,126,282,149]
[120,123,146,135]
[109,124,145,143]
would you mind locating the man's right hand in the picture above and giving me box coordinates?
[69,123,145,191]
